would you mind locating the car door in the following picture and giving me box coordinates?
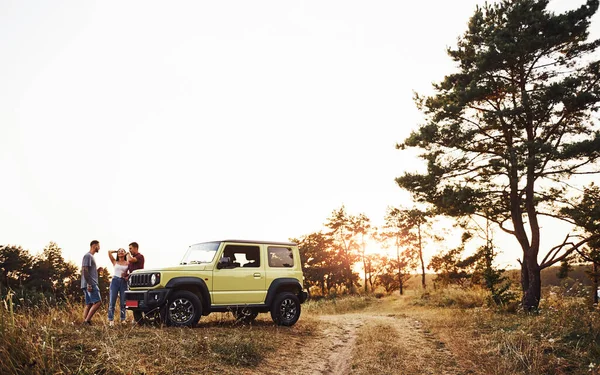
[211,243,266,305]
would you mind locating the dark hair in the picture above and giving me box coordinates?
[117,249,127,261]
[129,242,139,249]
[90,240,99,247]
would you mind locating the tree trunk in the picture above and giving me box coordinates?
[363,257,368,293]
[520,257,529,293]
[522,253,541,310]
[418,225,426,289]
[347,264,353,293]
[593,262,599,305]
[397,241,402,296]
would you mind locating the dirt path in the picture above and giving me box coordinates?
[257,311,465,375]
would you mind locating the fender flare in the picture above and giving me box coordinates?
[165,277,211,312]
[265,278,303,306]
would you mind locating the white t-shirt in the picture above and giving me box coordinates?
[113,263,129,278]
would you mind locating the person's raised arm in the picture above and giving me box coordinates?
[127,253,138,263]
[108,250,117,266]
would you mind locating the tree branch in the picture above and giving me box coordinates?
[540,234,600,269]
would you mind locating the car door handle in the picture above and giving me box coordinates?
[253,273,261,278]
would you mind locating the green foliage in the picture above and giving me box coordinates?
[294,231,339,294]
[476,244,516,306]
[561,184,600,303]
[561,184,600,256]
[324,206,364,293]
[379,206,422,294]
[396,0,600,309]
[429,246,472,287]
[363,253,388,292]
[557,259,573,280]
[376,256,414,295]
[427,221,515,306]
[0,245,32,290]
[0,242,86,306]
[382,207,432,290]
[296,206,377,296]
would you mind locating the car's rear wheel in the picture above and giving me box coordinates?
[166,291,202,327]
[133,307,165,326]
[232,307,259,323]
[270,292,301,326]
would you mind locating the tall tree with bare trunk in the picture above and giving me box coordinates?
[396,0,600,310]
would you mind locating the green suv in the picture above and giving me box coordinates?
[125,240,308,327]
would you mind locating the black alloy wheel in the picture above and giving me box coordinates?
[232,307,259,323]
[270,292,301,326]
[143,307,165,326]
[166,291,202,327]
[133,310,144,325]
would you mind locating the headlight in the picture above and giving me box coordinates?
[150,273,160,286]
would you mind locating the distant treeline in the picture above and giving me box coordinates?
[296,206,515,302]
[0,243,110,305]
[295,206,598,302]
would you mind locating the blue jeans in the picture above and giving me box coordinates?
[108,276,128,321]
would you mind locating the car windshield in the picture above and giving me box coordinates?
[180,242,220,265]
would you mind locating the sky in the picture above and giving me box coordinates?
[1,0,597,272]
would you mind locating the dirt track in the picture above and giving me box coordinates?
[256,311,466,375]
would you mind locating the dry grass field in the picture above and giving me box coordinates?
[2,289,599,375]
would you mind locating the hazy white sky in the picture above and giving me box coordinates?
[1,0,596,270]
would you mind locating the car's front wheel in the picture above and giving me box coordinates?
[270,292,301,326]
[165,291,202,327]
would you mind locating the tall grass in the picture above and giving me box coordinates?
[3,288,598,375]
[397,285,600,375]
[0,291,69,374]
[0,293,317,375]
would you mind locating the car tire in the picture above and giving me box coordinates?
[165,291,202,327]
[133,308,165,326]
[133,310,144,325]
[145,306,166,326]
[270,292,301,326]
[232,307,259,323]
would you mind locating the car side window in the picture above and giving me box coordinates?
[268,246,294,268]
[222,245,260,268]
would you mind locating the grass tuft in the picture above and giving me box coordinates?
[210,335,266,367]
[303,295,375,315]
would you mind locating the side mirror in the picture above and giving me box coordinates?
[217,256,231,269]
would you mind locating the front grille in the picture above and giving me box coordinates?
[130,273,152,287]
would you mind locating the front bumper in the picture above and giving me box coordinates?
[125,289,170,311]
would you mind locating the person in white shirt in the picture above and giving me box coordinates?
[107,248,129,326]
